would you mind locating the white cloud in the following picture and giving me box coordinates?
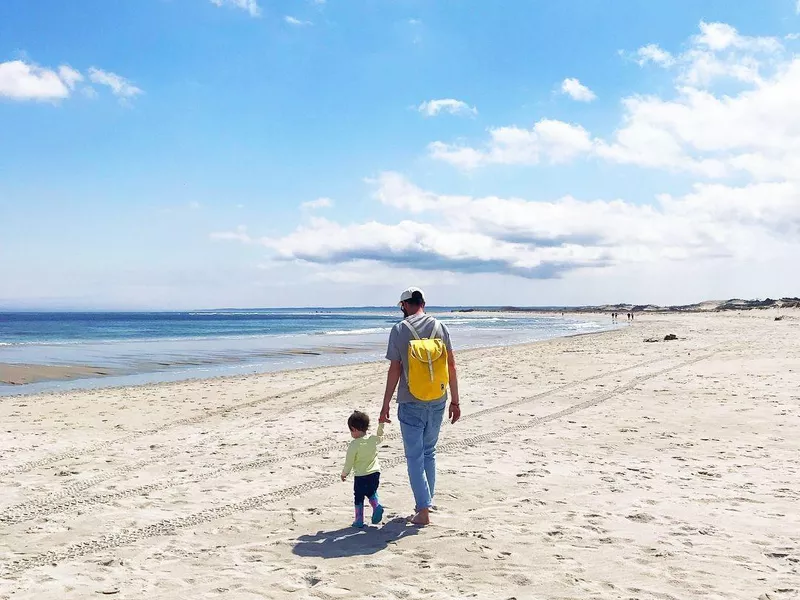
[285,15,312,26]
[301,197,334,210]
[611,29,799,178]
[87,67,142,99]
[694,21,781,53]
[693,21,741,51]
[213,172,800,280]
[0,60,71,101]
[635,44,675,67]
[427,143,484,169]
[596,57,800,179]
[57,66,83,90]
[211,20,800,295]
[211,225,253,244]
[431,21,800,182]
[371,173,799,250]
[672,22,783,87]
[418,99,477,117]
[429,119,593,169]
[560,78,596,102]
[0,61,132,104]
[263,218,604,279]
[209,0,261,17]
[304,259,460,286]
[632,24,781,84]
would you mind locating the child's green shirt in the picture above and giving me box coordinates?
[342,423,385,477]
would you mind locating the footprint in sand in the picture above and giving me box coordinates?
[626,512,656,523]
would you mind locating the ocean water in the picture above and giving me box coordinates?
[0,309,613,395]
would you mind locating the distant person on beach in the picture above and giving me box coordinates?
[341,410,385,528]
[380,287,461,526]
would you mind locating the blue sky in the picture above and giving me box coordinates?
[1,0,799,309]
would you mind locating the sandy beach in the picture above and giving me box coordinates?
[1,311,798,599]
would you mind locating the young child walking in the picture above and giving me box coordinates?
[341,410,385,528]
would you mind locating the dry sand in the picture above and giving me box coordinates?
[0,311,798,599]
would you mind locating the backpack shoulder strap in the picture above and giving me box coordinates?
[401,319,421,340]
[430,319,442,341]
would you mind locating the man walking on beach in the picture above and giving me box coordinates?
[380,287,460,526]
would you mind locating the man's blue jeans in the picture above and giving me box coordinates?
[398,400,446,510]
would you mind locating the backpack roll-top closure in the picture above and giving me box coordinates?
[409,339,445,382]
[408,339,444,363]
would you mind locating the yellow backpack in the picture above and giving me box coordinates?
[402,320,449,401]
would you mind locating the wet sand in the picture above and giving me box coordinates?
[0,346,376,387]
[0,364,116,386]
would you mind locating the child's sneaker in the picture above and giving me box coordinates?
[371,505,384,525]
[352,520,365,528]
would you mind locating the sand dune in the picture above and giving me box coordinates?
[1,311,798,599]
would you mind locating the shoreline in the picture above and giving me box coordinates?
[452,297,800,313]
[4,307,794,395]
[0,320,622,398]
[0,313,616,395]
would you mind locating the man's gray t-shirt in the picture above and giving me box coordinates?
[386,313,453,404]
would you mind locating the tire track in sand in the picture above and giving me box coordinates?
[0,329,621,482]
[0,337,525,481]
[0,352,676,524]
[0,374,390,517]
[0,377,345,479]
[0,349,716,564]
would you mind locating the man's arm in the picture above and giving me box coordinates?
[447,349,461,424]
[380,360,402,423]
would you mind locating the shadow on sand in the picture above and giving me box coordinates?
[292,518,420,559]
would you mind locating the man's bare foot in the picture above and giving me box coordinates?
[410,508,430,526]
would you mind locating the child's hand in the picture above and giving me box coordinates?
[341,474,347,482]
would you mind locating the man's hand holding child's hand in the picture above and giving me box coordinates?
[341,473,347,482]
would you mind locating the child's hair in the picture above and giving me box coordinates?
[348,410,370,432]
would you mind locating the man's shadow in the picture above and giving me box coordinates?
[292,518,419,559]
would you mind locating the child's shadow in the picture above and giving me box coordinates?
[292,518,419,559]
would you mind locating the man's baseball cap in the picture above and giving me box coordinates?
[398,287,425,306]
